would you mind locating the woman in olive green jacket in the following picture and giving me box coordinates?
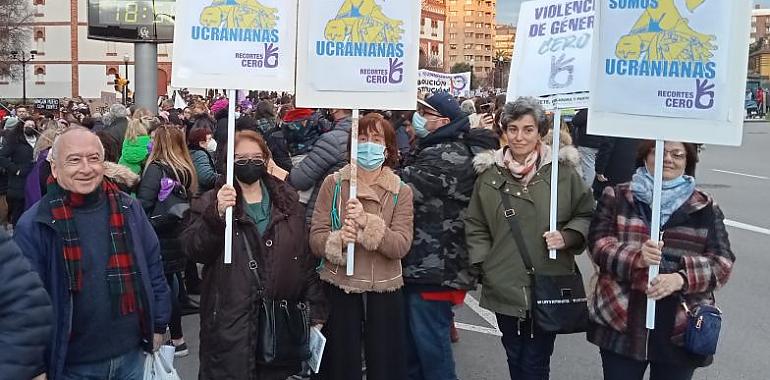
[465,97,594,380]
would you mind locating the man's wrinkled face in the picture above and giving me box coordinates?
[51,130,105,194]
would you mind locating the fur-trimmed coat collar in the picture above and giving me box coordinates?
[103,161,140,188]
[473,129,581,176]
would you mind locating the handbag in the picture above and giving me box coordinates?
[499,189,589,334]
[148,164,190,232]
[242,235,311,366]
[682,301,722,356]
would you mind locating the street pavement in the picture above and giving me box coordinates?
[174,123,770,379]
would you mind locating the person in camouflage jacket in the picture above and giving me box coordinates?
[399,92,499,380]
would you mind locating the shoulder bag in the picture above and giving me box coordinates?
[682,300,722,356]
[148,163,191,232]
[242,234,311,365]
[499,188,589,334]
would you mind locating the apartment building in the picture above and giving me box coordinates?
[421,0,447,71]
[446,0,497,82]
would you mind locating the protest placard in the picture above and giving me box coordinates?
[295,0,420,274]
[34,98,60,111]
[588,0,750,146]
[88,100,109,116]
[171,0,297,91]
[418,70,471,98]
[100,91,117,106]
[588,0,751,329]
[506,0,595,259]
[295,0,420,110]
[506,0,594,109]
[171,0,299,263]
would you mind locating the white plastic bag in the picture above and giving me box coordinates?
[143,348,181,380]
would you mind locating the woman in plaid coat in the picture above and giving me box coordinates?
[587,140,735,380]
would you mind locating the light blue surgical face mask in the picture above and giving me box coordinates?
[412,112,430,138]
[357,142,386,171]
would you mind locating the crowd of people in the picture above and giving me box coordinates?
[0,90,735,380]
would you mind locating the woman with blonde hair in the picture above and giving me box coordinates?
[137,125,197,357]
[118,117,152,174]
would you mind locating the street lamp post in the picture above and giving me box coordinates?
[9,50,37,105]
[123,54,130,105]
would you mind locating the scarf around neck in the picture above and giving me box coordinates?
[47,177,144,317]
[496,143,551,186]
[630,167,696,226]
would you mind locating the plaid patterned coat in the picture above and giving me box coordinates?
[587,184,735,362]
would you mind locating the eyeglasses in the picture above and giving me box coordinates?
[234,156,265,166]
[651,149,687,161]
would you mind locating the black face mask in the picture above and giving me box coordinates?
[234,160,266,185]
[24,127,36,136]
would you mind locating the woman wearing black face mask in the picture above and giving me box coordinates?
[0,119,36,226]
[181,130,328,380]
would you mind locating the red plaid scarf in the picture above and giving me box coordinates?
[47,177,144,317]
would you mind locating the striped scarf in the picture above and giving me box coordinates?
[47,177,144,317]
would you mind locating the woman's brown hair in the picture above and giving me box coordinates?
[234,130,272,162]
[352,112,399,168]
[635,140,699,177]
[145,125,198,194]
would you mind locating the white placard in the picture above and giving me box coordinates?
[171,0,298,91]
[295,0,420,109]
[507,0,595,108]
[306,326,327,373]
[588,0,751,146]
[418,70,472,98]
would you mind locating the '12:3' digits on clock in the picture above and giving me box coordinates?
[110,0,173,25]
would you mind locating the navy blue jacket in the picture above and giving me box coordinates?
[14,189,171,380]
[0,230,52,379]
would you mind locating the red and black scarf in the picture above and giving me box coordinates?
[47,177,144,317]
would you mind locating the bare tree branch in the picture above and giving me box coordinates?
[0,0,34,79]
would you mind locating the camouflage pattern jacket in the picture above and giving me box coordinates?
[399,118,499,290]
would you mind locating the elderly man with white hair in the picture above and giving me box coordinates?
[14,127,170,380]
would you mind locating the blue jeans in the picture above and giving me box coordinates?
[496,313,557,380]
[404,289,457,380]
[62,349,145,380]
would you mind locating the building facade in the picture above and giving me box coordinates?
[492,25,514,89]
[420,0,447,72]
[0,0,173,101]
[494,25,515,61]
[752,6,770,45]
[446,0,497,83]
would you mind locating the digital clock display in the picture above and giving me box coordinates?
[97,0,174,26]
[87,0,175,43]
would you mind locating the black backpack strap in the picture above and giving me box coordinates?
[498,188,536,274]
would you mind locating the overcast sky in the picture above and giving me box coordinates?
[498,1,517,26]
[499,0,768,27]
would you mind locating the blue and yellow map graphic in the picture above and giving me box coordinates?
[199,0,279,29]
[324,0,404,43]
[614,0,715,62]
